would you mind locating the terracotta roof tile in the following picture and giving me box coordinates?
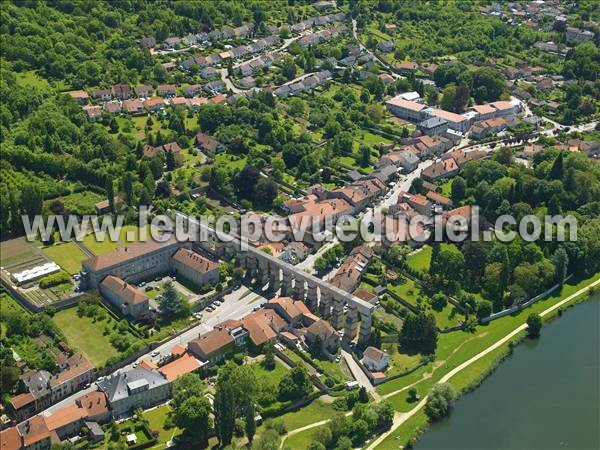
[159,354,202,381]
[100,276,149,306]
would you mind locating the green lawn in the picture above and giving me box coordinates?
[106,420,154,447]
[52,307,138,367]
[15,70,52,91]
[145,404,181,447]
[430,303,463,330]
[280,398,337,431]
[215,153,247,170]
[381,342,422,377]
[282,422,329,449]
[42,242,88,275]
[406,243,457,274]
[43,191,103,216]
[83,224,152,256]
[250,359,289,387]
[277,274,600,449]
[314,357,348,383]
[0,291,28,338]
[387,275,464,329]
[438,179,453,197]
[406,246,433,272]
[388,277,421,305]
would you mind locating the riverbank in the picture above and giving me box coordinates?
[372,274,600,449]
[278,274,600,449]
[414,294,599,449]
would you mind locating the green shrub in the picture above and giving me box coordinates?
[39,271,71,288]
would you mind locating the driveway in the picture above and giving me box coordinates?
[341,349,380,400]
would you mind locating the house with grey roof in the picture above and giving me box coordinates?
[204,80,226,94]
[418,116,449,136]
[97,368,170,418]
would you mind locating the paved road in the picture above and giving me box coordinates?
[341,349,379,399]
[39,285,267,417]
[220,31,311,93]
[351,19,402,80]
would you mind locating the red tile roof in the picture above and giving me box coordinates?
[100,275,149,306]
[44,404,87,431]
[159,354,202,381]
[385,97,427,112]
[50,353,93,388]
[83,235,179,272]
[0,427,20,450]
[75,391,109,419]
[172,248,219,273]
[19,416,49,447]
[190,328,233,358]
[10,392,35,410]
[171,343,187,356]
[242,309,286,346]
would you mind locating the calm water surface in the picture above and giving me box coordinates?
[415,294,600,450]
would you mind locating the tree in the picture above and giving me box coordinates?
[245,403,256,444]
[281,57,297,80]
[482,262,504,306]
[431,293,448,311]
[109,117,119,133]
[425,383,455,421]
[214,363,258,445]
[173,396,212,447]
[172,373,204,407]
[165,150,175,171]
[105,176,115,213]
[358,386,369,403]
[350,418,369,446]
[399,312,438,354]
[263,340,275,370]
[553,247,568,287]
[363,75,385,100]
[408,387,419,403]
[253,429,280,450]
[158,281,190,320]
[548,152,564,180]
[235,165,261,201]
[527,314,542,338]
[359,145,371,167]
[451,176,467,203]
[278,365,312,401]
[476,300,493,319]
[313,427,333,448]
[214,375,236,446]
[122,172,134,206]
[440,84,456,112]
[254,178,278,209]
[287,98,305,117]
[21,183,43,220]
[335,436,354,450]
[471,67,505,102]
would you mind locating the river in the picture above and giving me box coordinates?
[415,294,600,450]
